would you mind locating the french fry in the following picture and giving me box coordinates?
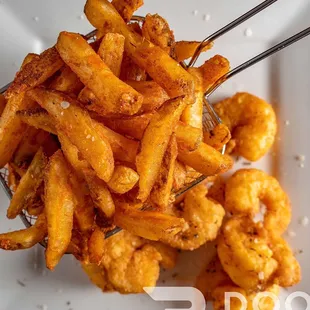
[181,68,204,131]
[175,122,202,152]
[0,214,47,250]
[28,88,114,182]
[70,171,95,232]
[58,132,91,177]
[107,165,139,194]
[136,96,187,201]
[98,33,125,77]
[0,94,6,116]
[150,134,177,210]
[93,121,138,164]
[120,52,146,81]
[173,160,187,191]
[178,141,233,176]
[100,112,153,140]
[81,262,113,291]
[111,0,143,22]
[142,13,175,55]
[12,127,50,169]
[45,150,75,270]
[174,41,213,63]
[126,81,170,113]
[5,47,63,99]
[16,108,56,134]
[83,168,115,218]
[88,228,105,265]
[114,201,186,241]
[49,66,84,95]
[198,55,230,92]
[84,0,195,99]
[7,148,48,219]
[56,32,143,115]
[203,123,231,150]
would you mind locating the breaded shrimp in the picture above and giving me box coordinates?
[212,284,280,310]
[162,183,225,250]
[217,217,278,291]
[270,236,301,287]
[213,93,277,161]
[225,169,291,236]
[99,231,162,293]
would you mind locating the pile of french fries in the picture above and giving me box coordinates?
[0,0,234,291]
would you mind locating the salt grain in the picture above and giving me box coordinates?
[78,14,85,20]
[192,10,198,16]
[296,155,306,162]
[299,163,305,168]
[299,216,309,227]
[287,230,297,238]
[244,28,253,37]
[61,101,70,109]
[258,271,265,280]
[254,238,259,244]
[91,136,95,142]
[33,16,40,22]
[60,112,64,116]
[257,284,262,290]
[86,134,91,139]
[284,120,290,126]
[203,14,211,21]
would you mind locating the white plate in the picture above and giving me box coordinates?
[0,0,310,309]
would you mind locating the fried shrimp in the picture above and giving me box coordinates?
[217,217,278,291]
[270,236,301,287]
[213,93,277,161]
[162,183,225,250]
[99,231,162,293]
[225,169,291,236]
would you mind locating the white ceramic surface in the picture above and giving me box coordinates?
[0,0,310,309]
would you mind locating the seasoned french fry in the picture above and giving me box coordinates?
[70,171,95,232]
[142,13,175,54]
[57,32,143,115]
[175,122,202,152]
[178,142,233,176]
[6,47,63,99]
[111,0,143,22]
[0,94,6,116]
[7,148,48,219]
[93,121,138,164]
[114,202,186,241]
[120,52,146,81]
[150,134,177,210]
[28,88,114,182]
[198,55,230,92]
[126,81,170,113]
[88,228,105,265]
[181,68,204,131]
[137,96,187,201]
[85,0,195,99]
[173,160,187,191]
[0,214,47,250]
[203,123,231,150]
[98,33,125,77]
[0,93,35,168]
[107,165,139,194]
[49,66,84,95]
[174,41,213,63]
[81,262,113,291]
[45,150,75,270]
[83,169,115,218]
[12,127,50,169]
[100,112,153,140]
[16,108,56,134]
[58,132,91,178]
